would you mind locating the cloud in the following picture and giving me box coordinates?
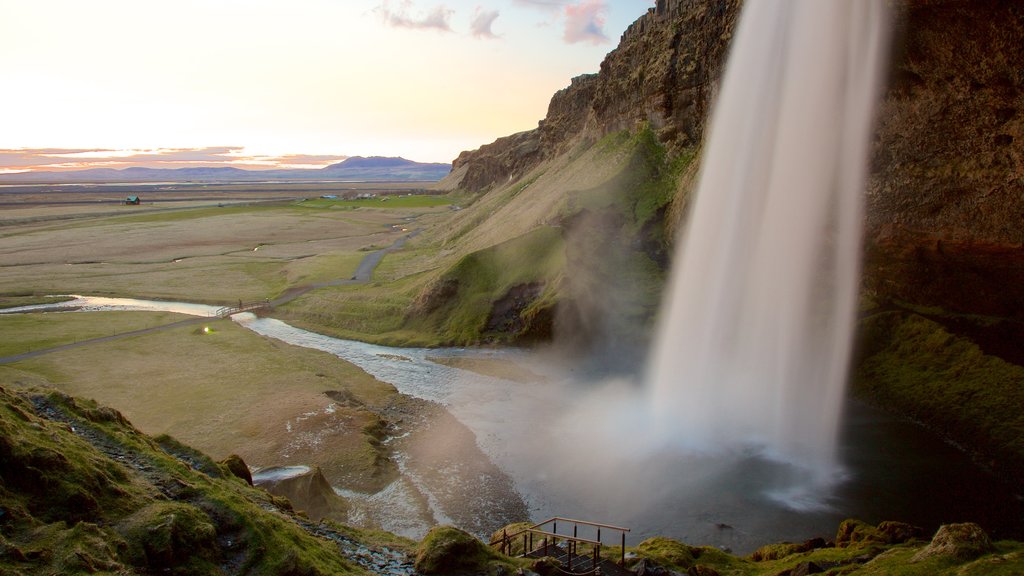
[0,148,349,172]
[513,0,566,11]
[512,0,610,44]
[374,1,454,32]
[563,0,609,44]
[470,7,500,39]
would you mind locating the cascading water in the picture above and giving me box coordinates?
[647,0,890,482]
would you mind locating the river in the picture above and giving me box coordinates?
[3,295,1022,553]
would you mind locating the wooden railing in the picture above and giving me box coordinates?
[490,517,631,572]
[214,300,270,317]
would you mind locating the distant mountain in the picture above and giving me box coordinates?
[324,156,431,170]
[0,157,451,184]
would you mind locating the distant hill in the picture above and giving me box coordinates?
[0,156,451,184]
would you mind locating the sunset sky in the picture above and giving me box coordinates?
[1,0,652,173]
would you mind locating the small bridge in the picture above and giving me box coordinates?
[215,300,271,318]
[491,517,633,576]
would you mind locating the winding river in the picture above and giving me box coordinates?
[3,295,1023,553]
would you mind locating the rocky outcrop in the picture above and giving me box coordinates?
[254,466,349,523]
[584,0,739,149]
[443,0,741,192]
[448,130,542,192]
[911,523,994,562]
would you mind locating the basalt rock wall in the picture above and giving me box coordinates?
[864,0,1024,319]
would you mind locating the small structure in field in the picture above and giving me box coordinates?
[124,196,141,205]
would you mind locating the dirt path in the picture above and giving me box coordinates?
[0,229,419,365]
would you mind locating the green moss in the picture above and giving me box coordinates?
[0,385,370,575]
[836,518,886,548]
[407,226,566,344]
[748,542,804,561]
[119,502,219,571]
[489,522,536,556]
[854,311,1024,482]
[634,537,698,569]
[415,526,519,575]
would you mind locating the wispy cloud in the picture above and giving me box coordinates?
[513,0,566,11]
[563,0,609,44]
[470,7,500,39]
[0,147,350,173]
[511,0,610,44]
[374,1,454,32]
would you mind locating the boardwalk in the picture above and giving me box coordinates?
[492,517,634,576]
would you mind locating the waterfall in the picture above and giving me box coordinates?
[646,0,889,479]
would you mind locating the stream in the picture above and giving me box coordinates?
[4,295,1023,554]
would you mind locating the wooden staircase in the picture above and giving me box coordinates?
[491,517,634,576]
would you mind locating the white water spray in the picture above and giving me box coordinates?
[647,0,890,480]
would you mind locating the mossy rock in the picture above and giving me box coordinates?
[634,537,697,570]
[911,522,994,562]
[490,522,534,556]
[749,542,804,562]
[835,519,885,548]
[21,521,127,574]
[118,502,218,571]
[415,525,512,575]
[220,454,253,485]
[877,520,923,544]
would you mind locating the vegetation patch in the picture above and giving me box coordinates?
[406,226,565,344]
[0,311,187,358]
[414,525,519,575]
[298,195,453,209]
[0,386,368,575]
[854,310,1024,484]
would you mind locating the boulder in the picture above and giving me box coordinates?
[877,521,923,544]
[415,525,504,575]
[255,466,347,522]
[911,522,994,562]
[219,454,252,485]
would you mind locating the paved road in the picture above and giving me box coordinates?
[0,316,210,364]
[0,230,419,365]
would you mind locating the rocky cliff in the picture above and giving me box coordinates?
[864,0,1024,320]
[436,0,1024,480]
[446,0,1024,322]
[441,0,741,193]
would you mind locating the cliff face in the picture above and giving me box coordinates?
[864,0,1024,319]
[442,0,740,193]
[448,0,1024,323]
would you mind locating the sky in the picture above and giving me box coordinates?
[1,0,653,173]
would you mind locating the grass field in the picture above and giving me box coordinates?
[0,310,186,357]
[0,316,400,493]
[0,196,451,305]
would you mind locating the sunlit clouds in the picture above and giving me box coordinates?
[0,1,649,172]
[564,0,610,44]
[515,0,612,44]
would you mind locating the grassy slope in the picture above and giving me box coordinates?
[853,307,1024,484]
[0,385,381,575]
[0,318,400,493]
[279,126,693,346]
